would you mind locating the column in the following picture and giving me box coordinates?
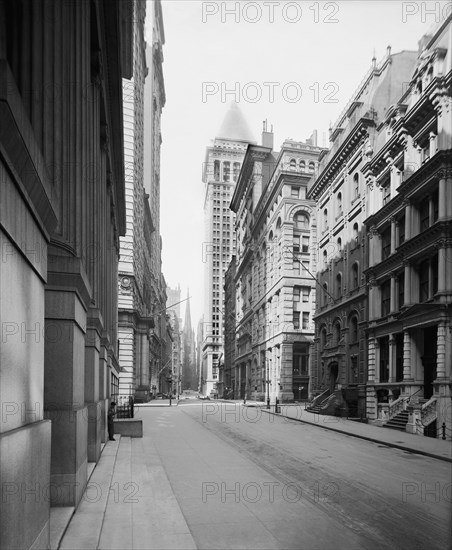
[368,279,379,320]
[429,131,437,158]
[404,201,412,241]
[85,309,103,463]
[438,176,447,220]
[390,218,397,254]
[403,330,412,381]
[388,335,396,382]
[366,337,377,421]
[390,273,397,314]
[374,339,380,383]
[436,322,446,379]
[403,261,411,305]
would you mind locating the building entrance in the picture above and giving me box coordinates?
[422,326,437,399]
[329,362,338,393]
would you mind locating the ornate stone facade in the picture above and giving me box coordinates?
[230,128,322,403]
[363,19,452,439]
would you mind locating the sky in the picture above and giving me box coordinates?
[146,0,449,327]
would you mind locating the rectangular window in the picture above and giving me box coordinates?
[382,184,391,205]
[293,261,300,275]
[302,287,310,302]
[291,186,299,198]
[420,199,429,231]
[381,280,391,316]
[302,312,309,329]
[293,235,300,253]
[379,336,389,382]
[382,227,391,259]
[293,311,300,329]
[302,236,309,253]
[302,261,309,277]
[293,287,300,302]
[398,274,405,309]
[419,261,429,302]
[398,215,405,245]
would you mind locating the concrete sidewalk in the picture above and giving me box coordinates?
[239,402,452,462]
[58,434,196,550]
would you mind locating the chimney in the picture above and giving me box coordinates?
[261,120,274,150]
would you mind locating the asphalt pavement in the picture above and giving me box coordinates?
[54,401,451,550]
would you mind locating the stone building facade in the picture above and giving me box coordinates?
[0,1,132,548]
[224,257,237,398]
[363,19,452,438]
[118,0,168,401]
[201,103,254,396]
[307,48,418,418]
[230,128,322,402]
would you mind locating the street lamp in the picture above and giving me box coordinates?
[265,360,271,410]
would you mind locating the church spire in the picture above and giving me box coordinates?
[184,289,192,333]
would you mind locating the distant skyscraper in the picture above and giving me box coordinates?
[181,290,196,389]
[201,103,255,396]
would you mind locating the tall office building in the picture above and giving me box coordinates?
[200,103,255,396]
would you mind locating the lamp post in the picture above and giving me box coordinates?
[265,360,271,410]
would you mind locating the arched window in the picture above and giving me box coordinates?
[295,212,309,229]
[223,161,230,182]
[337,192,342,216]
[323,282,328,305]
[214,160,220,181]
[289,158,296,169]
[352,262,359,289]
[337,237,342,249]
[299,160,306,171]
[320,326,327,350]
[334,321,341,345]
[353,223,359,246]
[308,161,315,173]
[336,273,342,298]
[350,316,358,343]
[323,208,328,228]
[353,173,359,198]
[323,250,328,268]
[275,218,282,237]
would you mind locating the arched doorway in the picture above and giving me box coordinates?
[329,362,338,393]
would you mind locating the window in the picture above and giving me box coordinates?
[432,254,438,295]
[302,236,309,253]
[289,158,297,169]
[337,237,342,249]
[323,283,328,306]
[308,161,315,173]
[323,208,328,229]
[379,336,389,382]
[398,214,405,245]
[223,161,230,182]
[293,287,300,302]
[381,279,391,316]
[350,316,358,343]
[336,273,342,298]
[334,322,341,345]
[302,312,309,329]
[420,198,429,230]
[302,287,310,302]
[398,273,405,308]
[320,327,327,350]
[293,260,300,275]
[291,186,300,198]
[323,250,328,268]
[214,160,220,181]
[382,183,391,205]
[353,173,359,198]
[293,343,309,374]
[382,227,391,259]
[293,235,300,253]
[302,261,309,277]
[352,263,359,290]
[299,160,306,171]
[419,260,429,302]
[295,212,309,229]
[432,189,439,222]
[353,223,359,246]
[337,192,343,217]
[293,311,300,329]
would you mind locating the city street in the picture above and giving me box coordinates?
[131,404,450,549]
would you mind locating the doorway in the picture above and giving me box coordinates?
[329,362,338,393]
[422,326,437,399]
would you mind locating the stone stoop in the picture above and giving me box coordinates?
[383,410,409,431]
[55,437,122,550]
